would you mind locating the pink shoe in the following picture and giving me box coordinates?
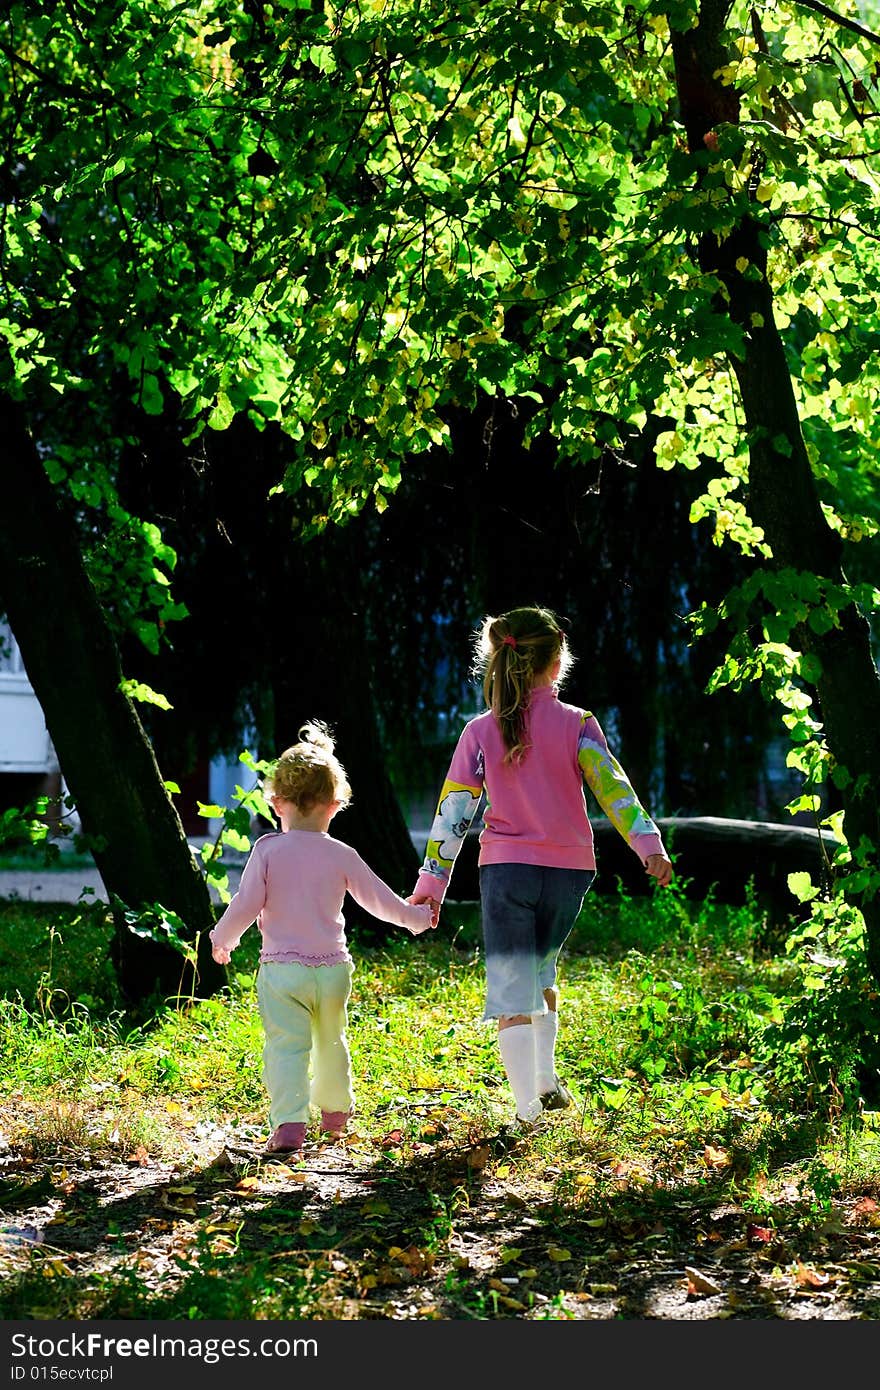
[320,1109,351,1138]
[265,1122,306,1153]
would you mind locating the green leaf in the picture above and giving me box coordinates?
[207,392,235,432]
[119,678,172,710]
[788,871,820,903]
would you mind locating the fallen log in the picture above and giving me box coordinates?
[440,816,839,922]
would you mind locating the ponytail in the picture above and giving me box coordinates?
[475,607,571,764]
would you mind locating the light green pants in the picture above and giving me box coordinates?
[257,960,354,1127]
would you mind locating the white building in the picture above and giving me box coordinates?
[0,620,57,779]
[0,620,253,842]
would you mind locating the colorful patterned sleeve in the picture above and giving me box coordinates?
[577,714,666,864]
[413,725,483,902]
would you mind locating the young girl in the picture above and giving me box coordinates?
[409,606,672,1128]
[210,721,434,1155]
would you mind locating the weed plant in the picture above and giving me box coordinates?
[2,881,880,1321]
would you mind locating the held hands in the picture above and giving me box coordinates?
[408,903,436,936]
[407,893,441,930]
[645,853,673,888]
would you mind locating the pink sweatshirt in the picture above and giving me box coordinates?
[414,684,667,902]
[210,829,433,965]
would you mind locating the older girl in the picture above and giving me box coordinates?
[409,606,672,1128]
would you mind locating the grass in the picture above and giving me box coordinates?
[0,884,854,1164]
[2,882,880,1319]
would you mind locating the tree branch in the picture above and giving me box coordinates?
[792,0,880,47]
[412,56,482,165]
[777,209,880,243]
[0,36,102,104]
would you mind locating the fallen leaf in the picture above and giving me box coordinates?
[795,1261,831,1289]
[466,1145,490,1171]
[852,1197,879,1221]
[704,1146,730,1168]
[547,1245,571,1262]
[374,1130,404,1149]
[747,1224,773,1244]
[685,1266,723,1296]
[267,1163,303,1180]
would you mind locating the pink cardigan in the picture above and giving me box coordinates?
[414,685,666,902]
[211,829,432,965]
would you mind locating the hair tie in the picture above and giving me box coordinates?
[502,635,517,649]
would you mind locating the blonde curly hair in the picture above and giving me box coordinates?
[265,721,352,812]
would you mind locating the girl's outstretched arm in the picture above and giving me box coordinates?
[343,849,435,935]
[412,777,483,905]
[578,714,671,875]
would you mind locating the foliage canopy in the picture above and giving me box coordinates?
[4,0,880,966]
[3,1,880,544]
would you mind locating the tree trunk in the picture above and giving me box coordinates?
[271,521,420,938]
[0,395,225,1003]
[114,410,421,943]
[670,3,880,980]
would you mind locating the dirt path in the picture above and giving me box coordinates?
[2,1099,880,1320]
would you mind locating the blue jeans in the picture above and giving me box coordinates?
[479,863,595,1021]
